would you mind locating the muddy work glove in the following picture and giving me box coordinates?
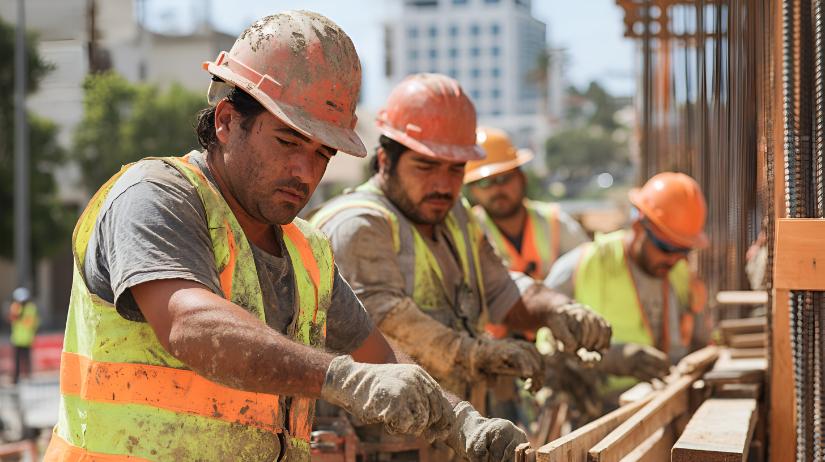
[468,337,543,382]
[321,355,454,439]
[445,401,528,462]
[598,343,670,381]
[543,302,612,354]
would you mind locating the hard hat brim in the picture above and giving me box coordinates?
[377,122,485,162]
[205,61,368,158]
[629,188,710,250]
[463,148,534,184]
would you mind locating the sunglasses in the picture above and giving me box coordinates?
[471,172,516,189]
[643,224,692,255]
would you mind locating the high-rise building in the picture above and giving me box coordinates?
[385,0,564,155]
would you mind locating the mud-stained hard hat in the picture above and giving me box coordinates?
[202,10,367,157]
[376,73,484,162]
[464,126,534,184]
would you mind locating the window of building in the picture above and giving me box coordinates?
[449,24,459,36]
[491,46,501,57]
[491,67,501,78]
[429,48,438,59]
[470,23,480,36]
[491,88,501,98]
[471,89,481,100]
[470,47,480,57]
[405,0,439,7]
[491,108,502,116]
[407,27,419,39]
[429,26,438,38]
[484,0,500,3]
[471,68,481,78]
[409,49,419,60]
[491,23,500,35]
[449,68,459,78]
[449,48,459,58]
[453,0,468,4]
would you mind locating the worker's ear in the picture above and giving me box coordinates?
[376,147,388,174]
[214,99,235,145]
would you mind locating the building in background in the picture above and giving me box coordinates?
[384,0,565,168]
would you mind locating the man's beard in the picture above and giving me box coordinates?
[484,194,522,220]
[382,174,455,225]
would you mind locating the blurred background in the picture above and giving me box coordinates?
[0,0,638,333]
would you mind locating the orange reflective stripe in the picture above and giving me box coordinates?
[219,221,236,297]
[282,223,320,319]
[45,433,151,462]
[60,351,283,434]
[549,205,560,264]
[680,313,694,347]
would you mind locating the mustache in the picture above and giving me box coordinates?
[421,192,455,203]
[274,178,310,197]
[489,194,510,202]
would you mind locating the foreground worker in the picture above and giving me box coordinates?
[546,172,710,393]
[46,13,526,462]
[8,287,39,384]
[465,127,588,281]
[312,74,612,421]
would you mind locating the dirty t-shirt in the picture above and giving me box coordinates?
[82,151,374,354]
[545,243,707,361]
[318,190,522,328]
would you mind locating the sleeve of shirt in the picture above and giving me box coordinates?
[320,211,410,326]
[544,245,584,299]
[94,162,222,321]
[556,210,590,255]
[477,234,523,324]
[324,264,376,354]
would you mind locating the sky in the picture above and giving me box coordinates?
[144,0,637,109]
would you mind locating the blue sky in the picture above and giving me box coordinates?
[145,0,636,108]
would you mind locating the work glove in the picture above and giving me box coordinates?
[598,343,671,381]
[320,355,454,440]
[468,337,543,383]
[544,301,612,354]
[444,401,528,462]
[542,353,603,419]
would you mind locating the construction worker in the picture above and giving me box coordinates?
[311,73,612,426]
[465,127,589,281]
[45,13,527,462]
[545,172,710,398]
[8,287,39,384]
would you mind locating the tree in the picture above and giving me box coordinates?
[0,18,73,261]
[72,72,204,191]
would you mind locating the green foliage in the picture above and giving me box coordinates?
[545,127,629,180]
[0,18,72,261]
[72,72,204,191]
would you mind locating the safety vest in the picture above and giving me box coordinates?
[311,180,488,399]
[573,230,696,390]
[45,154,334,462]
[10,301,39,348]
[473,200,560,280]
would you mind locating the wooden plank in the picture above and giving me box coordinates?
[770,288,796,460]
[729,348,765,359]
[728,332,767,349]
[773,218,825,290]
[675,345,720,375]
[618,382,654,406]
[715,291,769,306]
[587,375,692,462]
[718,317,766,333]
[671,399,758,462]
[713,383,762,400]
[618,425,675,462]
[536,397,652,462]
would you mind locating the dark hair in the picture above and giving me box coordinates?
[370,135,409,174]
[196,80,267,152]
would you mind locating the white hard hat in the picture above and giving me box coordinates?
[12,287,30,302]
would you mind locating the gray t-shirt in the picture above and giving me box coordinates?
[83,151,373,354]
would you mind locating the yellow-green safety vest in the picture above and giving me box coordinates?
[10,301,39,348]
[45,154,334,462]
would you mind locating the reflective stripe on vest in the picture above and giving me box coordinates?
[311,181,487,331]
[573,230,692,390]
[46,154,333,462]
[473,200,560,281]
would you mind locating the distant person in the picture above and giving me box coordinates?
[8,287,39,384]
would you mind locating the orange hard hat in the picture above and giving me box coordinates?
[202,11,366,157]
[464,127,534,184]
[629,172,709,249]
[376,73,484,162]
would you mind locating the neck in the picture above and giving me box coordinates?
[623,228,642,266]
[491,203,527,241]
[413,222,436,239]
[206,151,281,256]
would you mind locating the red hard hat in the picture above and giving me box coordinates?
[629,172,709,249]
[202,11,366,157]
[376,73,484,162]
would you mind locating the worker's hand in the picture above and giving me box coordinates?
[468,337,543,382]
[444,401,527,462]
[320,355,454,440]
[544,302,612,353]
[598,343,670,381]
[543,354,603,418]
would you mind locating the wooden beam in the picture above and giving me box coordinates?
[773,219,825,290]
[718,317,767,333]
[715,291,769,306]
[671,399,758,462]
[536,397,652,462]
[728,333,767,349]
[729,348,765,359]
[617,425,675,462]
